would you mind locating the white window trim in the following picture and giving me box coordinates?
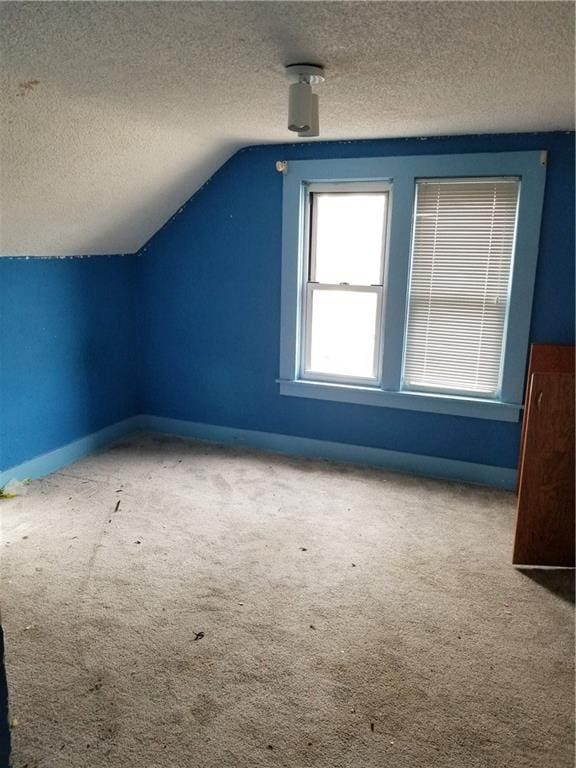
[278,152,547,422]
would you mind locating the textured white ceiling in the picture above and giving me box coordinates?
[0,1,574,257]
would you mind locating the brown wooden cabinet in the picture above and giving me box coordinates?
[513,344,575,567]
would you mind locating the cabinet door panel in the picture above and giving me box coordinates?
[513,372,575,566]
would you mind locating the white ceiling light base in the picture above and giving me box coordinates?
[285,63,325,85]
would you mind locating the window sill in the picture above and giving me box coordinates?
[278,379,522,422]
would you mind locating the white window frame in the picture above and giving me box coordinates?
[278,152,547,422]
[300,181,391,386]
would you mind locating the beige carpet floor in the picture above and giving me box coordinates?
[1,433,574,768]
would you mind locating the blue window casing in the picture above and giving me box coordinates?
[278,151,547,422]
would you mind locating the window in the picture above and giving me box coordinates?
[279,152,546,422]
[403,179,520,397]
[302,186,389,383]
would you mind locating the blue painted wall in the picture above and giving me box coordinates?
[139,132,575,470]
[1,132,573,475]
[0,256,139,471]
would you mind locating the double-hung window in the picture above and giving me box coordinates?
[279,152,546,422]
[302,185,389,383]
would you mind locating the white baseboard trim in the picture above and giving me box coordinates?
[0,416,141,487]
[138,414,517,490]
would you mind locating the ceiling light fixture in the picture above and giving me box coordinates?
[285,64,325,138]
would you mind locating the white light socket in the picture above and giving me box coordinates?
[288,82,313,132]
[298,94,319,137]
[285,63,325,137]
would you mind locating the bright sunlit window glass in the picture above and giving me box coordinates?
[308,289,379,378]
[302,188,389,382]
[312,193,387,284]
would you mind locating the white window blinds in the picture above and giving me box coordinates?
[403,179,520,397]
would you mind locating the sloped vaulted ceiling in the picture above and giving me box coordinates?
[0,1,574,257]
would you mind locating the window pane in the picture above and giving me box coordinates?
[312,193,387,285]
[403,180,519,396]
[307,289,379,379]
